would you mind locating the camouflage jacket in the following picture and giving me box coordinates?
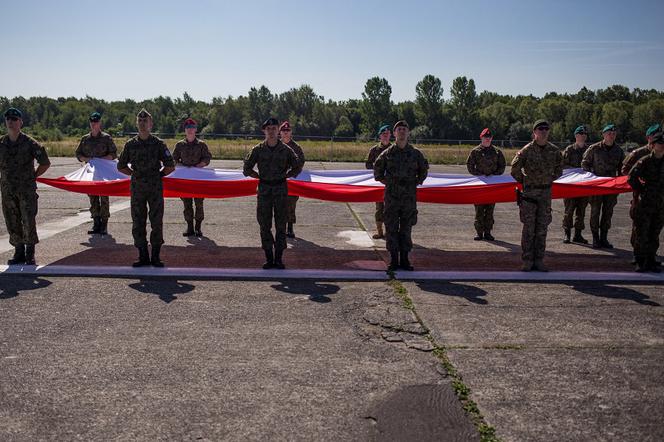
[627,153,664,206]
[581,141,625,177]
[173,138,212,167]
[561,143,588,168]
[117,135,174,184]
[510,141,563,187]
[365,143,391,170]
[621,144,651,176]
[466,145,506,176]
[0,132,51,190]
[285,139,305,168]
[75,132,117,161]
[374,143,429,193]
[243,140,302,195]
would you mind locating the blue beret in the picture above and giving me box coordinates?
[602,123,616,133]
[377,124,390,136]
[574,125,587,135]
[646,123,662,137]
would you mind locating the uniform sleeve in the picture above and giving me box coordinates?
[621,152,636,176]
[295,143,305,167]
[365,147,377,170]
[627,159,645,192]
[561,147,571,168]
[243,146,258,177]
[172,144,182,164]
[552,149,563,180]
[373,150,387,182]
[160,142,175,167]
[117,144,130,170]
[287,147,303,178]
[466,150,477,175]
[417,151,429,185]
[495,149,506,175]
[200,142,212,166]
[32,139,51,166]
[581,147,593,172]
[617,149,626,176]
[510,149,526,183]
[107,137,118,159]
[75,137,86,161]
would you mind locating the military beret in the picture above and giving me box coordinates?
[646,123,662,137]
[4,107,22,119]
[393,120,409,131]
[377,124,390,136]
[574,125,587,135]
[602,123,616,133]
[183,118,197,127]
[261,117,279,129]
[137,108,152,119]
[480,128,492,138]
[532,119,550,131]
[89,112,102,122]
[279,121,291,131]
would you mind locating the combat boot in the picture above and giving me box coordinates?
[634,259,647,273]
[532,260,548,272]
[572,229,588,244]
[600,229,613,249]
[274,249,285,269]
[484,231,495,241]
[99,218,108,235]
[24,244,36,265]
[151,244,164,267]
[520,260,533,272]
[563,228,571,244]
[473,230,483,241]
[591,231,601,249]
[372,222,384,239]
[132,245,150,267]
[646,256,661,273]
[88,217,101,234]
[262,249,274,269]
[399,251,414,271]
[286,222,295,238]
[194,220,203,237]
[182,220,195,237]
[387,251,399,272]
[7,244,26,265]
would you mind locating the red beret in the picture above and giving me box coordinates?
[480,128,492,138]
[279,121,291,131]
[184,118,198,127]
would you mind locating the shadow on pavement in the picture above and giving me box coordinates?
[414,281,489,305]
[0,276,52,300]
[271,280,341,303]
[128,278,196,304]
[570,283,661,306]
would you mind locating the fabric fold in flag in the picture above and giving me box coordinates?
[37,158,632,204]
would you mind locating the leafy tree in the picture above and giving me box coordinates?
[415,75,444,137]
[359,77,393,134]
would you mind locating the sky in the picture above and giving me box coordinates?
[3,0,664,102]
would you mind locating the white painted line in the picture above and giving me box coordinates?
[0,200,131,254]
[393,270,664,282]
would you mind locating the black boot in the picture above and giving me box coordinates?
[592,231,601,249]
[151,244,164,267]
[88,217,101,234]
[286,222,295,238]
[646,256,661,273]
[132,245,150,267]
[473,231,483,241]
[563,228,571,244]
[182,220,195,237]
[195,220,203,237]
[274,249,285,269]
[24,244,36,265]
[572,228,588,244]
[262,249,274,269]
[399,250,414,271]
[635,258,647,273]
[387,251,399,272]
[7,244,26,265]
[99,218,108,235]
[483,231,495,241]
[600,229,613,249]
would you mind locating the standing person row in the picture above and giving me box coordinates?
[279,121,305,239]
[560,125,590,244]
[365,124,392,239]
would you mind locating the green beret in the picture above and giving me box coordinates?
[602,123,616,133]
[574,125,587,135]
[377,124,390,136]
[137,108,152,119]
[646,123,662,137]
[652,133,664,145]
[4,107,22,119]
[532,119,549,131]
[89,112,102,122]
[393,120,409,131]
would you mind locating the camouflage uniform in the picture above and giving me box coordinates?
[561,143,589,231]
[622,145,653,248]
[172,138,212,223]
[243,141,302,253]
[627,153,664,269]
[510,142,563,266]
[581,141,625,235]
[0,133,50,246]
[373,144,429,254]
[284,139,305,224]
[365,142,391,223]
[75,132,117,220]
[466,144,506,236]
[117,135,175,247]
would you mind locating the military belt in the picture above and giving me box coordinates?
[524,184,551,190]
[259,178,287,185]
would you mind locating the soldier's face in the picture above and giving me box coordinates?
[280,128,292,143]
[90,121,101,132]
[603,130,617,144]
[480,136,492,147]
[575,133,587,144]
[4,116,22,132]
[137,117,152,132]
[185,127,197,138]
[263,125,279,140]
[394,126,409,141]
[379,130,391,144]
[533,126,549,143]
[654,142,664,157]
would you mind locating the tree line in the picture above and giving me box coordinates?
[2,76,663,145]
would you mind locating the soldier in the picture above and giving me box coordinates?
[510,119,563,272]
[627,133,664,272]
[243,118,302,269]
[581,124,625,249]
[466,127,506,241]
[560,125,590,244]
[374,120,429,271]
[622,123,663,266]
[75,111,117,235]
[172,118,212,237]
[365,124,392,239]
[117,109,175,267]
[1,107,51,265]
[279,121,305,238]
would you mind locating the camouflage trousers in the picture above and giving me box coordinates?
[257,193,288,252]
[287,195,299,224]
[519,188,552,263]
[589,194,618,232]
[474,204,495,234]
[1,187,39,246]
[181,198,204,222]
[384,193,418,253]
[130,183,164,247]
[374,202,384,223]
[88,195,110,219]
[562,197,589,230]
[632,201,664,262]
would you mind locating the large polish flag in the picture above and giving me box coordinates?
[38,159,632,204]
